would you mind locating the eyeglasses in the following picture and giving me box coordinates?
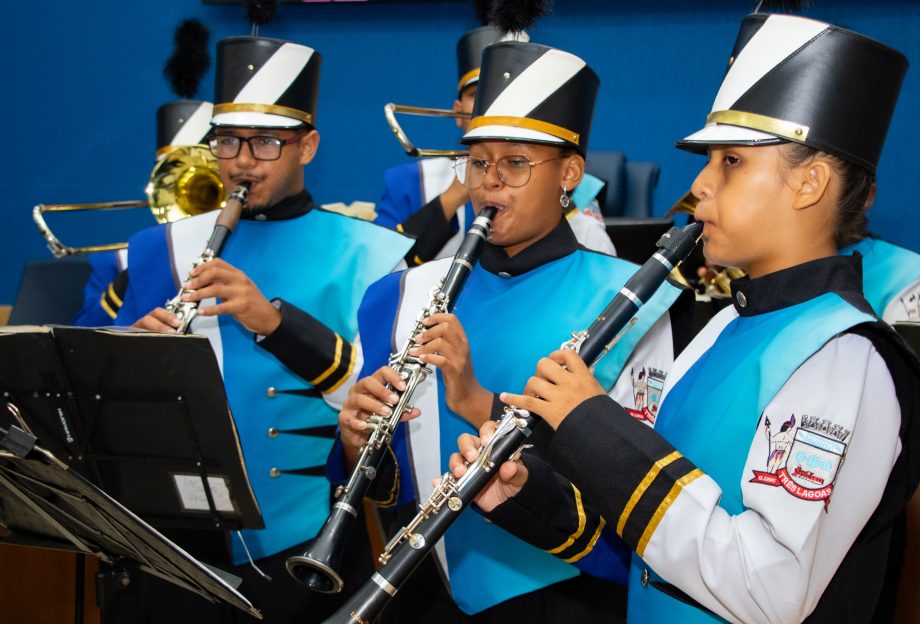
[453,155,565,190]
[206,133,302,161]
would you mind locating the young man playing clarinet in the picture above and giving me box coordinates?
[107,31,413,623]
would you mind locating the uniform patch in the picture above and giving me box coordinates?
[581,206,605,223]
[900,287,919,319]
[626,366,666,423]
[750,413,849,507]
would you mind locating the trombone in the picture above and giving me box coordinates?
[34,145,224,258]
[384,103,470,157]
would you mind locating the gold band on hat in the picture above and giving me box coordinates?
[707,110,810,142]
[457,68,481,92]
[468,115,580,145]
[213,103,313,126]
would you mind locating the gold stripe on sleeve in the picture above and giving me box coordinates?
[617,451,682,536]
[546,483,587,554]
[565,517,607,563]
[310,334,343,387]
[99,294,117,320]
[325,341,357,395]
[636,468,704,557]
[106,282,123,307]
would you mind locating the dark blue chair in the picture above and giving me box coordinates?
[9,258,92,325]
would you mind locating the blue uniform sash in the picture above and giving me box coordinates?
[627,293,874,624]
[841,238,920,318]
[116,223,176,325]
[117,209,412,562]
[392,249,681,614]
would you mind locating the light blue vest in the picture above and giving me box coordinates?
[435,250,681,614]
[627,293,874,623]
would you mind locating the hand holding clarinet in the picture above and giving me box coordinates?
[450,349,606,511]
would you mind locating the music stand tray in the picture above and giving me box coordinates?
[0,424,261,618]
[0,326,262,532]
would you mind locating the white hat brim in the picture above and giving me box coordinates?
[462,124,565,146]
[211,111,305,129]
[677,123,784,152]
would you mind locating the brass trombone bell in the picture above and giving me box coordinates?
[147,145,224,224]
[33,145,225,258]
[384,103,470,157]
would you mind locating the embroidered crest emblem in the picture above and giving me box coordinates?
[900,288,919,320]
[582,207,605,224]
[750,414,849,506]
[626,367,665,423]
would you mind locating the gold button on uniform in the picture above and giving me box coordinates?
[641,568,649,587]
[269,467,281,478]
[268,427,279,438]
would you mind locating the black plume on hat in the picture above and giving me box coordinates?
[753,0,809,12]
[163,19,211,99]
[246,0,277,34]
[489,0,549,35]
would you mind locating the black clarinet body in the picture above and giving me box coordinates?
[321,220,702,623]
[285,207,498,594]
[164,182,249,334]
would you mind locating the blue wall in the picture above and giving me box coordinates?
[6,0,919,304]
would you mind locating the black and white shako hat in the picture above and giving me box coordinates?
[456,26,529,93]
[677,13,908,173]
[211,36,322,129]
[461,42,598,155]
[156,100,214,156]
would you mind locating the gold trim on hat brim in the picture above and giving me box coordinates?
[707,110,810,142]
[457,69,481,93]
[213,103,313,126]
[468,115,580,145]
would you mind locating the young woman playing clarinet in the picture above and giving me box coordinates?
[328,38,695,623]
[452,13,920,624]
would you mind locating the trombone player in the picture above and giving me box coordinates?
[72,98,217,326]
[375,24,615,265]
[73,19,217,326]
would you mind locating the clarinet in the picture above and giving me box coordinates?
[285,207,498,594]
[164,183,249,334]
[322,220,703,624]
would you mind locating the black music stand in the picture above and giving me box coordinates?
[0,325,261,532]
[0,422,262,620]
